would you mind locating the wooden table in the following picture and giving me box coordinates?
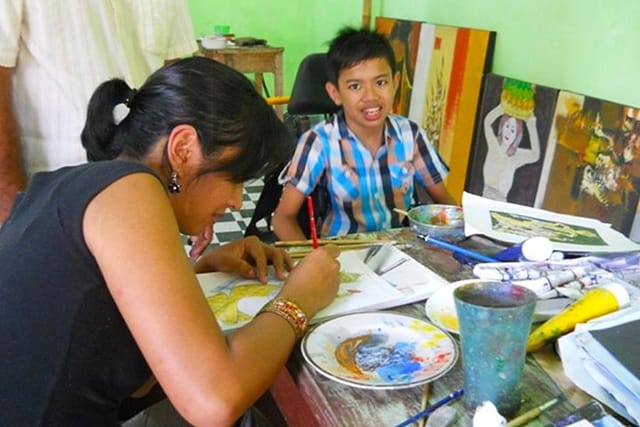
[198,45,284,118]
[260,228,594,426]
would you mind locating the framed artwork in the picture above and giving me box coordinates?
[375,17,422,117]
[410,24,495,203]
[465,74,558,207]
[382,20,496,202]
[536,91,640,235]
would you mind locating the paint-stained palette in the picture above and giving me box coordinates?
[425,279,575,334]
[301,312,457,389]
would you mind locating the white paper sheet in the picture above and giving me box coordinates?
[462,192,640,253]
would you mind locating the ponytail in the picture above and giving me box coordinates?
[81,79,131,161]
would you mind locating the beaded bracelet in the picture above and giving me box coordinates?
[258,297,309,339]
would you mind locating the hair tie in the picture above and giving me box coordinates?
[125,88,138,107]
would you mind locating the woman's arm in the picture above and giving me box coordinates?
[483,104,504,148]
[525,115,541,161]
[84,173,340,426]
[0,67,26,222]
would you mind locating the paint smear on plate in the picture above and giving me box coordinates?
[334,333,422,382]
[438,312,459,331]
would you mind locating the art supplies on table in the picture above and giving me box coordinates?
[395,388,464,427]
[493,236,554,262]
[527,282,630,351]
[274,237,395,258]
[506,395,565,427]
[471,255,640,301]
[305,195,319,249]
[545,400,626,427]
[557,306,640,425]
[418,234,499,263]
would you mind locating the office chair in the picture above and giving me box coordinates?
[286,53,339,116]
[244,53,337,242]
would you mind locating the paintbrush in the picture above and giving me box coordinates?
[417,383,430,427]
[393,208,409,217]
[506,395,565,427]
[287,242,389,259]
[274,238,393,247]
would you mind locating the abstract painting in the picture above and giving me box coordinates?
[535,91,640,235]
[465,74,559,207]
[408,23,495,202]
[375,17,422,116]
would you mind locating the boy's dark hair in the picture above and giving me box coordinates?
[326,26,396,85]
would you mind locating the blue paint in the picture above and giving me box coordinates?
[353,335,422,382]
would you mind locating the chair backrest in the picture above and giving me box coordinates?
[245,53,337,242]
[287,53,339,116]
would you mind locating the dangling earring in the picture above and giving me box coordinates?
[168,171,182,193]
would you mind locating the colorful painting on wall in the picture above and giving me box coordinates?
[465,74,559,207]
[535,91,640,235]
[375,17,422,117]
[405,23,495,203]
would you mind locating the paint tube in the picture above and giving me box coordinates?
[493,236,553,262]
[509,265,592,297]
[527,282,630,351]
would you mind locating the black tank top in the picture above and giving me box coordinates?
[0,161,163,426]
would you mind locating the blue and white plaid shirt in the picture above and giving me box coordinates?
[281,110,449,237]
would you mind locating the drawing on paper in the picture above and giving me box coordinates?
[206,282,280,325]
[489,210,606,245]
[199,251,404,332]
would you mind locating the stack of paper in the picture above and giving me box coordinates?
[557,306,640,425]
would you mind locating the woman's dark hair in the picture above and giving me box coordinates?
[81,56,293,182]
[326,26,396,85]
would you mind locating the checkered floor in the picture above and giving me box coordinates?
[210,178,266,246]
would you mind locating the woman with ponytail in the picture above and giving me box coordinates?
[0,57,341,426]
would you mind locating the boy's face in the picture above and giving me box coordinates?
[325,57,399,138]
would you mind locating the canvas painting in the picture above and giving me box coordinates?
[465,74,558,207]
[405,23,495,202]
[535,91,640,235]
[375,17,422,116]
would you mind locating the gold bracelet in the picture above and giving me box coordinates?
[258,297,308,339]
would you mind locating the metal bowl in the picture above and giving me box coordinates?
[408,204,465,242]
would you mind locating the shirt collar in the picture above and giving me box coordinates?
[333,109,400,145]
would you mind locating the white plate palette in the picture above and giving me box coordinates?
[301,312,457,389]
[425,279,574,334]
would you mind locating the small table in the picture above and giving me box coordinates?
[198,45,284,117]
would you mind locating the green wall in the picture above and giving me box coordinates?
[188,0,640,108]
